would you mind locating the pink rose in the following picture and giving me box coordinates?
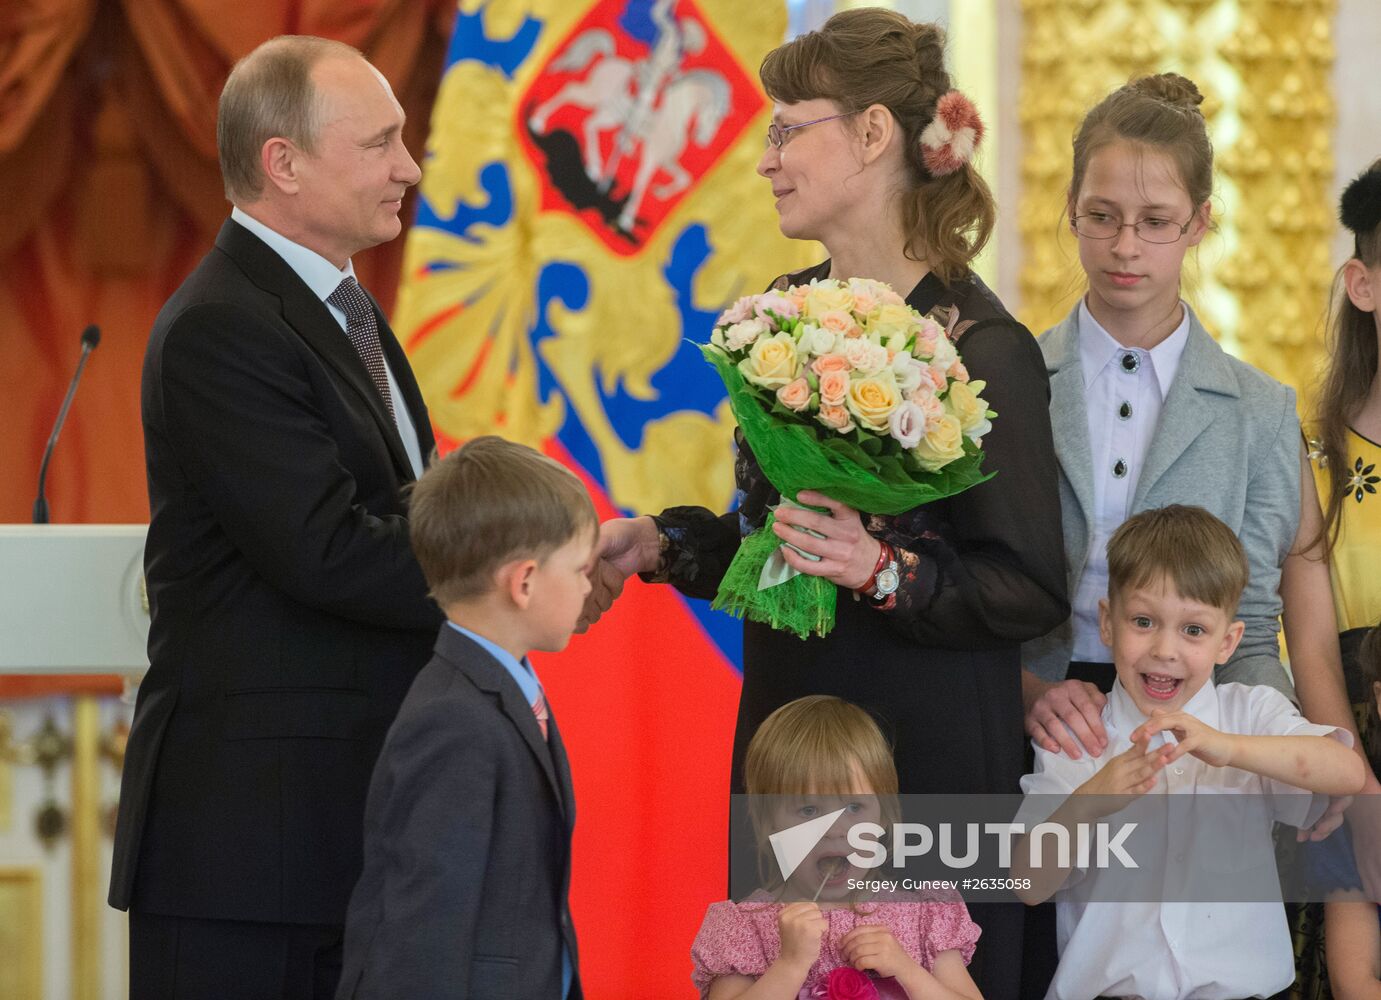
[926,362,948,391]
[912,318,942,358]
[818,309,860,340]
[821,967,879,1000]
[818,370,849,407]
[912,389,946,431]
[948,360,969,381]
[851,287,879,317]
[775,377,812,412]
[816,404,855,434]
[754,291,799,326]
[718,296,755,325]
[812,354,851,376]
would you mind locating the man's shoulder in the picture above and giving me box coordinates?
[151,246,276,340]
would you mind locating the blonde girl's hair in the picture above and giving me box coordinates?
[1311,159,1381,554]
[743,696,899,894]
[1069,72,1214,213]
[758,7,995,286]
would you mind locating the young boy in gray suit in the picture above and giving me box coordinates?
[337,436,597,999]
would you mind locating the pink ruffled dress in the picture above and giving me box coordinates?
[690,891,980,1000]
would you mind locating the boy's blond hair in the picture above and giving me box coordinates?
[408,436,596,605]
[1106,505,1248,615]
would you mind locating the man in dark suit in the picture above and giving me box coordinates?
[110,35,441,999]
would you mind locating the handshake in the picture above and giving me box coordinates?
[575,515,663,633]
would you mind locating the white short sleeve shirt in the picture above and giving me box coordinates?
[1019,679,1351,1000]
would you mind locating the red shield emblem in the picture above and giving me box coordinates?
[518,0,764,254]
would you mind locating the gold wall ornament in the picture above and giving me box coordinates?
[1018,0,1334,397]
[0,866,43,1000]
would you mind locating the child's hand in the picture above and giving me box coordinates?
[1133,709,1236,768]
[839,924,921,981]
[1073,731,1171,809]
[777,902,826,972]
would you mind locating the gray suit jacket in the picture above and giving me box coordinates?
[1023,305,1299,698]
[337,626,580,1000]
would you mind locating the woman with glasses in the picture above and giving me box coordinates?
[589,10,1067,998]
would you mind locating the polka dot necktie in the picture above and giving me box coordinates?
[327,276,395,420]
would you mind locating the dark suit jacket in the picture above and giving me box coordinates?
[110,218,443,925]
[336,625,580,1000]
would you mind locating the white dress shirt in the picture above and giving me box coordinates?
[1020,679,1351,1000]
[230,207,424,478]
[1071,301,1191,662]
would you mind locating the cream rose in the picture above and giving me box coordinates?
[912,413,966,471]
[946,379,992,437]
[871,302,917,342]
[845,371,901,433]
[818,370,849,408]
[739,330,801,389]
[816,404,856,433]
[723,317,768,351]
[776,377,812,412]
[803,280,854,317]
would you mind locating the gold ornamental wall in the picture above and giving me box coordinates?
[1018,0,1335,395]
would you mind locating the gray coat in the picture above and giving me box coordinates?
[1023,305,1299,698]
[337,626,580,1000]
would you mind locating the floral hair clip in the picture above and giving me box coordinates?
[1340,164,1381,239]
[919,90,985,178]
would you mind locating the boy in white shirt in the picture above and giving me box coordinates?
[1016,504,1364,1000]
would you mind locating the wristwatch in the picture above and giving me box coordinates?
[857,541,900,611]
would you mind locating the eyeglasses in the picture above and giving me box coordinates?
[1071,212,1195,245]
[766,110,859,150]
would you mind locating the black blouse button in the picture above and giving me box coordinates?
[1118,400,1132,420]
[1121,353,1140,373]
[1113,459,1128,478]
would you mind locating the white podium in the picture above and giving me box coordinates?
[0,525,148,999]
[0,525,149,674]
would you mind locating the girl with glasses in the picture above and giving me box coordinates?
[589,9,1067,998]
[1019,72,1367,992]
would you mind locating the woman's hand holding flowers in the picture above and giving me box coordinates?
[771,491,883,592]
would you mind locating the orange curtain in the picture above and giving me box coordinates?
[0,0,454,525]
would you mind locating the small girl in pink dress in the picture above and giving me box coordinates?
[692,696,982,1000]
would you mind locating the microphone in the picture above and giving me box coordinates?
[33,325,101,524]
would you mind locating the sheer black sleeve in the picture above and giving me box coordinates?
[872,319,1070,648]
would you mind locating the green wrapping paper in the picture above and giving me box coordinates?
[703,345,994,639]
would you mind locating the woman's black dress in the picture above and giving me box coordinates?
[646,263,1069,999]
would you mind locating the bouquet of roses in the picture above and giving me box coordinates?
[702,276,995,639]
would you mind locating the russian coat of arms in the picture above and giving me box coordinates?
[519,0,761,252]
